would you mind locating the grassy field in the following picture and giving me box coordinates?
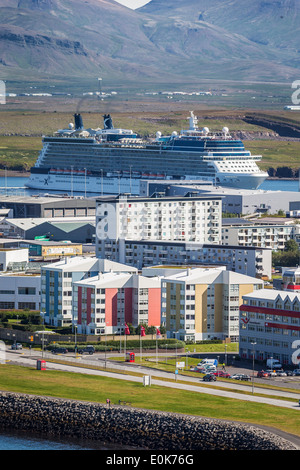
[246,140,300,171]
[0,364,299,437]
[0,136,40,171]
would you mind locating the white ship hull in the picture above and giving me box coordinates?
[25,170,266,195]
[25,172,141,195]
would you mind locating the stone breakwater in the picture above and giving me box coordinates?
[0,391,297,450]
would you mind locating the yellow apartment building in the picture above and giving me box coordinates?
[161,267,263,342]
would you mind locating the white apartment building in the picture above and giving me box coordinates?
[96,194,223,258]
[240,289,300,366]
[222,219,300,251]
[100,239,272,279]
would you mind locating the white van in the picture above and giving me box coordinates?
[266,358,282,369]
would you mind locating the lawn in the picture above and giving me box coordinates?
[0,364,299,437]
[246,140,300,171]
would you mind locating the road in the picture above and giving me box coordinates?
[5,348,300,411]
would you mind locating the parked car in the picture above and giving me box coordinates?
[11,343,22,350]
[77,345,95,355]
[286,370,294,376]
[212,370,231,378]
[203,374,217,382]
[52,347,68,354]
[293,369,300,376]
[257,370,269,378]
[276,370,287,377]
[231,374,251,381]
[265,369,277,377]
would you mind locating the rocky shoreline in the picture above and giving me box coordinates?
[0,391,298,450]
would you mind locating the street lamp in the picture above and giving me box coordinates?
[174,331,178,365]
[186,348,189,369]
[105,322,109,369]
[251,342,256,394]
[41,312,45,358]
[74,324,77,355]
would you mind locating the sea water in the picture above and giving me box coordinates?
[0,430,94,450]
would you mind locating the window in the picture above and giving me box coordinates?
[0,301,14,309]
[18,287,36,295]
[18,302,37,310]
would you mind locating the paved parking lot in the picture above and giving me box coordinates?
[223,361,300,391]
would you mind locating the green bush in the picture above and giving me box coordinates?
[47,339,185,352]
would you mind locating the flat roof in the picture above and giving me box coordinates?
[242,289,300,301]
[96,194,224,203]
[0,196,96,205]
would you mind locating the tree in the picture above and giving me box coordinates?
[284,239,299,252]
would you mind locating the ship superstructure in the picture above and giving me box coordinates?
[26,111,268,194]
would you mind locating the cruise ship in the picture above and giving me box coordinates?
[25,111,268,194]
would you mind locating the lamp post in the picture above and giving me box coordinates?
[129,165,132,194]
[251,342,256,394]
[40,312,45,358]
[104,323,108,369]
[174,331,178,366]
[100,169,103,196]
[186,348,189,369]
[74,324,77,355]
[71,165,74,197]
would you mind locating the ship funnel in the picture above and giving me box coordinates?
[74,113,84,130]
[103,114,114,130]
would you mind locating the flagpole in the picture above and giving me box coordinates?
[140,325,145,363]
[124,323,131,361]
[140,331,142,363]
[124,323,127,360]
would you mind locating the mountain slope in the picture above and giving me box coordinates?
[0,0,299,84]
[140,0,300,55]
